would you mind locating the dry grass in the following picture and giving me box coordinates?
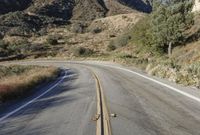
[172,40,200,64]
[0,65,60,102]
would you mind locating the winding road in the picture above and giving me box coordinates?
[1,60,200,135]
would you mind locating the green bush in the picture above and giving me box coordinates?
[131,1,194,55]
[116,35,131,47]
[131,16,151,46]
[109,35,131,50]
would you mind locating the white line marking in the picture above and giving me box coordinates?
[5,61,200,103]
[63,74,77,79]
[0,71,67,123]
[99,64,200,103]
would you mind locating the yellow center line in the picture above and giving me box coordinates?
[91,70,112,135]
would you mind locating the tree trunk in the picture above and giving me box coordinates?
[168,42,172,58]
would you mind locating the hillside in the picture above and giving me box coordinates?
[1,0,200,89]
[0,0,32,15]
[0,0,152,37]
[0,0,148,59]
[0,0,75,38]
[108,12,200,88]
[110,0,152,13]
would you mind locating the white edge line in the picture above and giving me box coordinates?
[0,70,67,123]
[4,61,200,103]
[100,64,200,103]
[67,61,200,103]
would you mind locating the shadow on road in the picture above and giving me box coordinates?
[0,68,79,121]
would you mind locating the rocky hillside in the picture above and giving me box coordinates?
[70,0,107,21]
[0,0,150,59]
[0,0,32,15]
[107,0,152,13]
[0,0,152,37]
[0,0,76,37]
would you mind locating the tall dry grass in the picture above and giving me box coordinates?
[0,66,60,102]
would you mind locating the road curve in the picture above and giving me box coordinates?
[1,61,200,135]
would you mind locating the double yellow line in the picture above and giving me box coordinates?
[92,70,112,135]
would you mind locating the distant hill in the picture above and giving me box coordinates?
[0,0,152,37]
[0,0,32,15]
[106,0,152,14]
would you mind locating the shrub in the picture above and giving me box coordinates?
[0,40,7,50]
[7,27,31,37]
[0,65,36,79]
[116,35,131,47]
[91,27,102,34]
[109,35,131,50]
[37,28,47,36]
[109,34,116,38]
[70,23,85,33]
[119,54,134,59]
[0,40,11,57]
[187,62,200,77]
[131,16,151,46]
[0,33,3,39]
[0,40,31,56]
[7,39,31,54]
[73,47,93,56]
[131,1,194,55]
[107,41,116,51]
[46,36,58,45]
[29,44,47,52]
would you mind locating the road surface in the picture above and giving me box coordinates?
[1,61,200,135]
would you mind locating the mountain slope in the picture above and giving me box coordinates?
[0,0,152,38]
[0,0,32,15]
[71,0,107,21]
[105,0,152,14]
[26,0,74,20]
[0,0,107,37]
[0,0,149,59]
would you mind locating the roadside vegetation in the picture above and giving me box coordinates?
[72,47,94,57]
[109,0,200,88]
[1,0,200,90]
[0,65,60,103]
[108,35,131,51]
[0,38,48,58]
[131,0,194,56]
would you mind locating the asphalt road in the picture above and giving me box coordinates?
[1,61,200,135]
